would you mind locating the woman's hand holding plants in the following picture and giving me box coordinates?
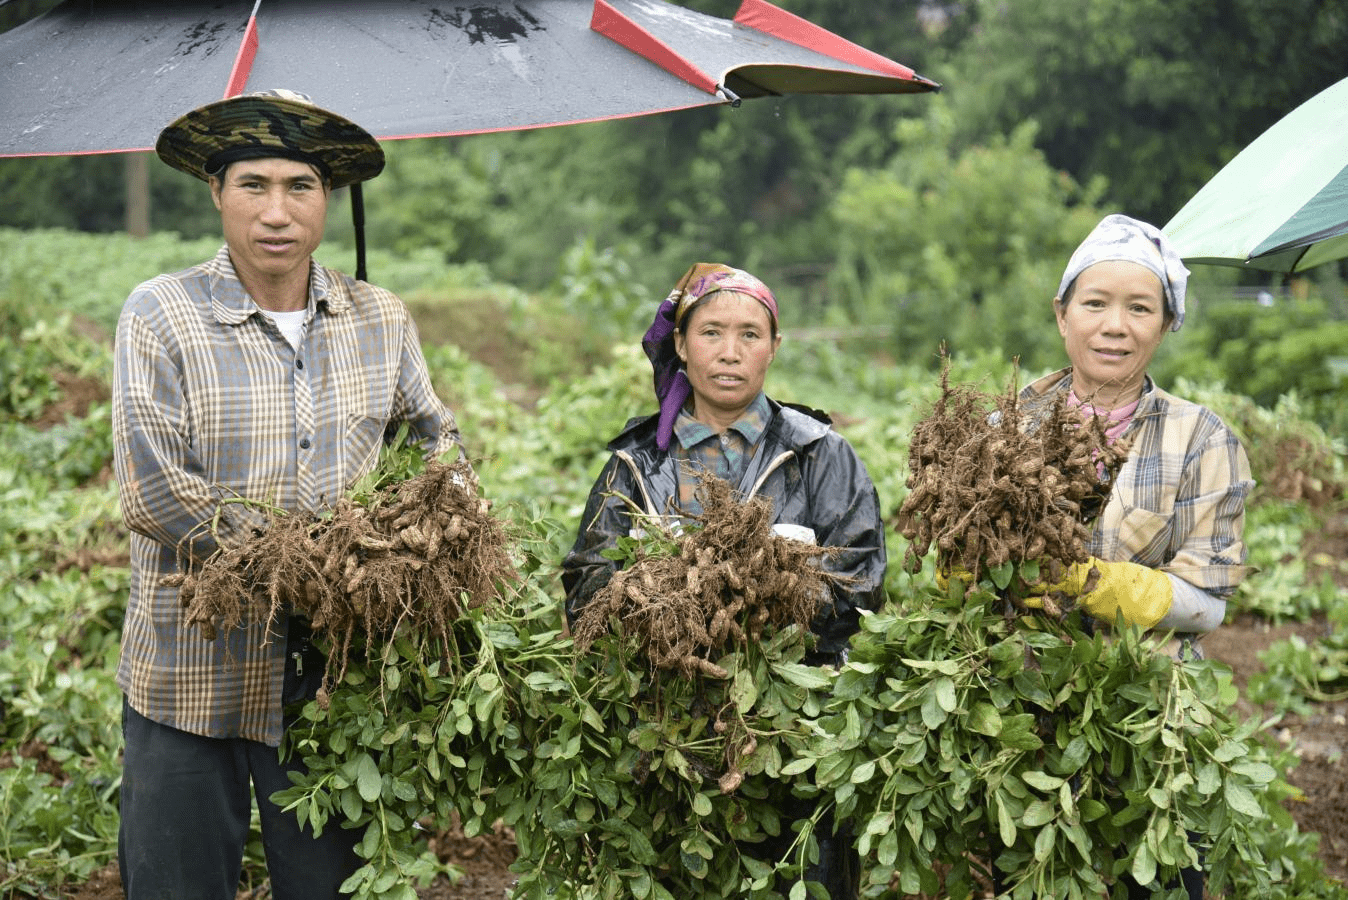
[1024,557,1173,629]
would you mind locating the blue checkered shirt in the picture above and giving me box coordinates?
[670,392,772,515]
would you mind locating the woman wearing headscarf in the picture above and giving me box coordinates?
[561,262,887,899]
[1020,214,1256,899]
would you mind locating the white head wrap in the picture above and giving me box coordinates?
[1057,214,1189,331]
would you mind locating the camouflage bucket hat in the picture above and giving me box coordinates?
[155,89,385,189]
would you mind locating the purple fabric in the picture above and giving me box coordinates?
[642,295,691,451]
[641,265,778,450]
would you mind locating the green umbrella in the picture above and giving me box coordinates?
[1164,75,1348,274]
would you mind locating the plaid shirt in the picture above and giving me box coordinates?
[1021,368,1255,597]
[670,392,771,514]
[113,246,461,746]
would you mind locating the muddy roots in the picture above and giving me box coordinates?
[896,365,1131,583]
[572,471,843,678]
[167,459,515,689]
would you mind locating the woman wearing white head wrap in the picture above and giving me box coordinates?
[1017,214,1256,900]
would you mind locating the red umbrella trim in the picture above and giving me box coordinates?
[590,0,720,97]
[733,0,924,82]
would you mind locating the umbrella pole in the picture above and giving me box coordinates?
[351,183,368,282]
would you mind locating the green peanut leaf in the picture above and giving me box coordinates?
[934,676,957,712]
[1223,780,1264,818]
[1230,761,1277,783]
[732,667,759,713]
[1196,761,1221,795]
[1023,799,1056,828]
[681,847,709,879]
[340,786,362,823]
[770,661,832,690]
[356,753,381,803]
[1131,842,1156,888]
[878,828,899,868]
[998,713,1043,751]
[968,701,1002,736]
[921,689,949,729]
[1033,822,1055,861]
[1021,771,1065,792]
[996,793,1016,848]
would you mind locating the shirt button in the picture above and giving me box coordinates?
[300,438,311,450]
[296,359,304,370]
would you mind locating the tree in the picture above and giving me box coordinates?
[938,0,1348,231]
[829,99,1104,371]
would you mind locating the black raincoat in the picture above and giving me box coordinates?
[562,397,887,663]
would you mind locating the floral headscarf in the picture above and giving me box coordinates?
[641,263,779,450]
[1057,213,1190,331]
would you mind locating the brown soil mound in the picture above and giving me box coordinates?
[33,371,109,429]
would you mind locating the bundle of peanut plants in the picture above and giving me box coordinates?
[273,568,567,900]
[800,369,1286,898]
[167,432,522,899]
[812,588,1289,899]
[506,473,849,900]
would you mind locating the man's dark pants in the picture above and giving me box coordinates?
[119,624,359,900]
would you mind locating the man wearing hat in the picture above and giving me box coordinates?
[111,90,463,898]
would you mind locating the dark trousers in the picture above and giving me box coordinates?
[804,821,860,900]
[750,801,859,900]
[118,626,360,900]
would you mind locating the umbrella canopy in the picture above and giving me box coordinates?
[0,0,938,158]
[1164,75,1348,274]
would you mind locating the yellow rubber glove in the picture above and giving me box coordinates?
[935,564,975,592]
[1028,558,1173,629]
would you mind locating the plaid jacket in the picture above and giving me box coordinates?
[113,246,461,746]
[1020,368,1255,597]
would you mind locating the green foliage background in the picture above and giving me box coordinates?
[4,2,1348,409]
[0,228,1345,897]
[2,0,1347,894]
[5,0,1346,434]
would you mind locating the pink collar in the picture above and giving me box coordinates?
[1068,390,1138,444]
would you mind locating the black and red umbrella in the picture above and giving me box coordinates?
[0,0,938,276]
[0,0,937,156]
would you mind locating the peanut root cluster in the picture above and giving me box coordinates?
[167,459,514,691]
[572,472,838,679]
[897,368,1131,584]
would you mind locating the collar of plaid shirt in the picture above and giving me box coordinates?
[669,391,772,515]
